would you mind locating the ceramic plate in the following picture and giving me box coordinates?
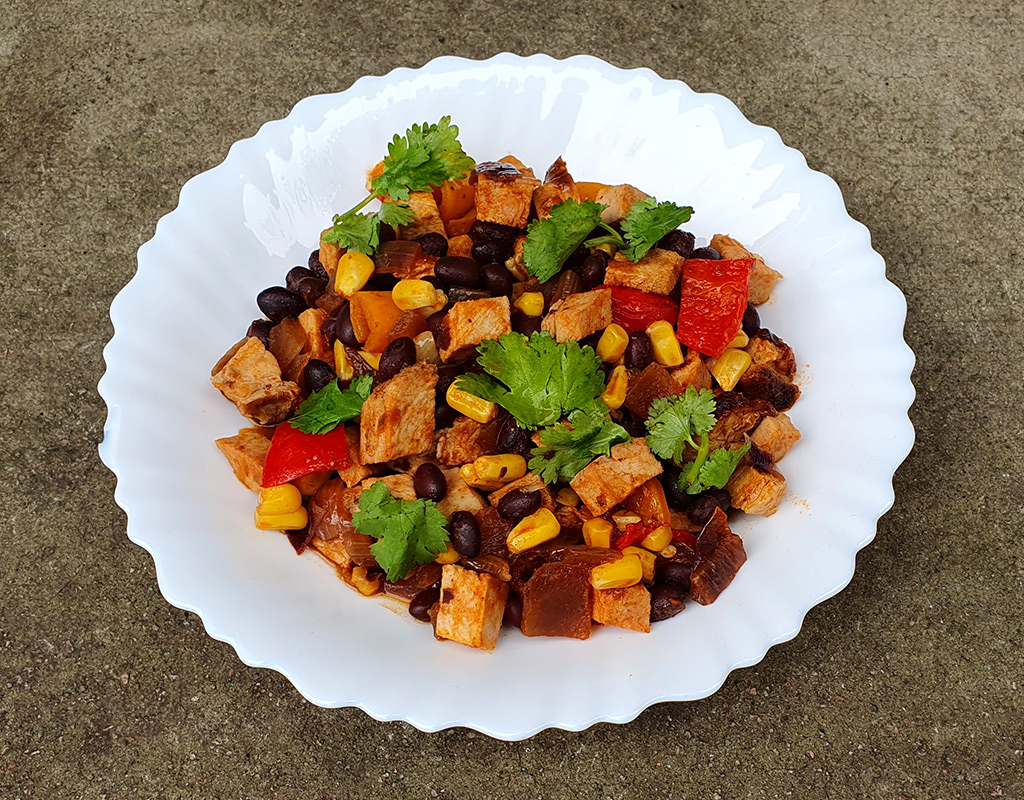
[98,53,915,739]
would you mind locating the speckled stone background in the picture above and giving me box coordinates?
[2,1,1022,797]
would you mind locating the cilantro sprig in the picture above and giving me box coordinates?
[323,116,474,256]
[522,198,607,282]
[288,375,373,434]
[351,482,449,581]
[529,411,631,484]
[586,196,694,262]
[680,442,750,495]
[456,332,607,430]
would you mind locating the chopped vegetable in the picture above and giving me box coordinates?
[676,257,753,357]
[289,375,373,435]
[605,286,679,333]
[613,522,654,552]
[529,411,631,484]
[260,423,350,488]
[680,442,751,495]
[522,198,606,282]
[644,388,718,463]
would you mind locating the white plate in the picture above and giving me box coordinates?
[98,53,915,739]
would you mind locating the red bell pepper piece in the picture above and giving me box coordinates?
[613,522,653,551]
[260,423,350,488]
[675,258,752,357]
[602,286,679,334]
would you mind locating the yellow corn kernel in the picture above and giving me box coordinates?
[351,566,382,596]
[660,545,678,559]
[590,553,643,590]
[596,323,629,362]
[711,347,753,391]
[640,524,672,552]
[413,330,440,364]
[555,487,580,507]
[257,484,303,515]
[611,511,642,532]
[360,350,381,370]
[392,279,443,311]
[446,383,497,423]
[254,506,308,531]
[434,541,462,565]
[595,243,617,257]
[459,463,506,492]
[513,291,545,317]
[582,518,613,549]
[622,546,657,583]
[601,364,628,410]
[333,340,354,381]
[472,454,527,483]
[334,251,376,298]
[646,320,685,368]
[727,329,750,349]
[507,508,561,554]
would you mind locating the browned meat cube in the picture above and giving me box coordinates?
[447,233,473,259]
[745,329,797,380]
[359,363,438,464]
[604,249,685,296]
[434,564,509,650]
[215,427,272,491]
[737,364,800,411]
[592,584,651,633]
[690,507,747,604]
[439,296,512,362]
[725,462,787,516]
[436,467,487,518]
[436,415,500,467]
[298,307,332,365]
[361,473,418,501]
[541,288,612,342]
[397,191,447,241]
[335,426,380,487]
[670,350,713,391]
[488,473,555,510]
[570,438,663,516]
[533,157,579,219]
[710,234,782,305]
[708,392,776,450]
[474,160,540,228]
[211,337,301,425]
[521,562,592,639]
[595,184,648,224]
[750,412,801,462]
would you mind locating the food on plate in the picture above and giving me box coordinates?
[210,117,802,649]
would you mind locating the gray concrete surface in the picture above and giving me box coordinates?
[2,1,1022,797]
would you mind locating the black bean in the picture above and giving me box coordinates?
[415,232,449,258]
[471,240,507,265]
[308,250,328,280]
[481,263,514,297]
[564,243,589,272]
[469,220,521,248]
[580,331,602,352]
[446,286,489,305]
[624,331,654,370]
[334,303,359,347]
[435,364,461,396]
[512,312,542,337]
[257,287,306,323]
[657,230,696,259]
[690,246,721,260]
[426,310,448,341]
[435,402,460,429]
[435,256,480,288]
[579,252,608,290]
[409,586,440,621]
[246,319,273,347]
[366,272,399,291]
[496,415,533,457]
[378,224,397,244]
[503,591,523,628]
[449,511,482,558]
[497,489,542,521]
[686,489,731,527]
[320,314,336,346]
[286,266,317,292]
[741,304,760,337]
[413,463,448,502]
[303,359,337,393]
[661,464,691,510]
[295,275,327,306]
[655,560,692,588]
[650,584,687,622]
[377,337,416,382]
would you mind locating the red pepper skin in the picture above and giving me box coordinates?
[675,258,752,357]
[613,522,654,551]
[260,423,350,488]
[671,528,698,552]
[602,286,679,334]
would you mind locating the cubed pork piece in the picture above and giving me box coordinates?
[439,296,512,361]
[361,473,418,501]
[436,467,487,518]
[211,337,301,425]
[434,564,510,650]
[591,584,652,633]
[595,184,648,224]
[215,427,273,491]
[498,154,537,178]
[670,350,713,391]
[397,191,447,241]
[541,288,612,342]
[708,392,776,451]
[436,415,499,467]
[604,249,685,296]
[487,472,555,510]
[570,438,663,517]
[745,328,797,380]
[298,307,332,364]
[318,229,343,276]
[689,507,747,605]
[737,364,800,411]
[750,412,801,462]
[337,426,382,487]
[359,363,438,464]
[709,234,782,305]
[533,157,579,219]
[474,161,540,229]
[725,462,787,516]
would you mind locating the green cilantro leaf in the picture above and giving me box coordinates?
[620,197,694,261]
[529,411,631,484]
[522,199,607,283]
[289,375,373,434]
[321,210,380,255]
[377,200,415,228]
[456,332,607,429]
[644,387,718,463]
[351,481,450,581]
[679,442,750,495]
[370,116,475,201]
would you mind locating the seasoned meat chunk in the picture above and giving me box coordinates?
[359,362,438,464]
[211,337,301,425]
[436,467,486,518]
[397,191,447,241]
[670,350,713,391]
[725,462,787,516]
[690,507,747,604]
[604,249,685,296]
[318,228,343,276]
[750,412,801,462]
[541,288,612,342]
[439,296,512,362]
[361,473,418,501]
[474,160,540,229]
[436,415,499,467]
[709,234,782,305]
[337,426,382,487]
[298,307,332,364]
[595,184,648,224]
[708,392,775,450]
[215,427,272,491]
[592,584,651,633]
[745,328,797,380]
[737,364,800,411]
[570,438,663,517]
[434,564,509,650]
[533,157,579,219]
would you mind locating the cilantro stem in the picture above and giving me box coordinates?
[584,223,625,250]
[685,433,710,486]
[342,194,375,217]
